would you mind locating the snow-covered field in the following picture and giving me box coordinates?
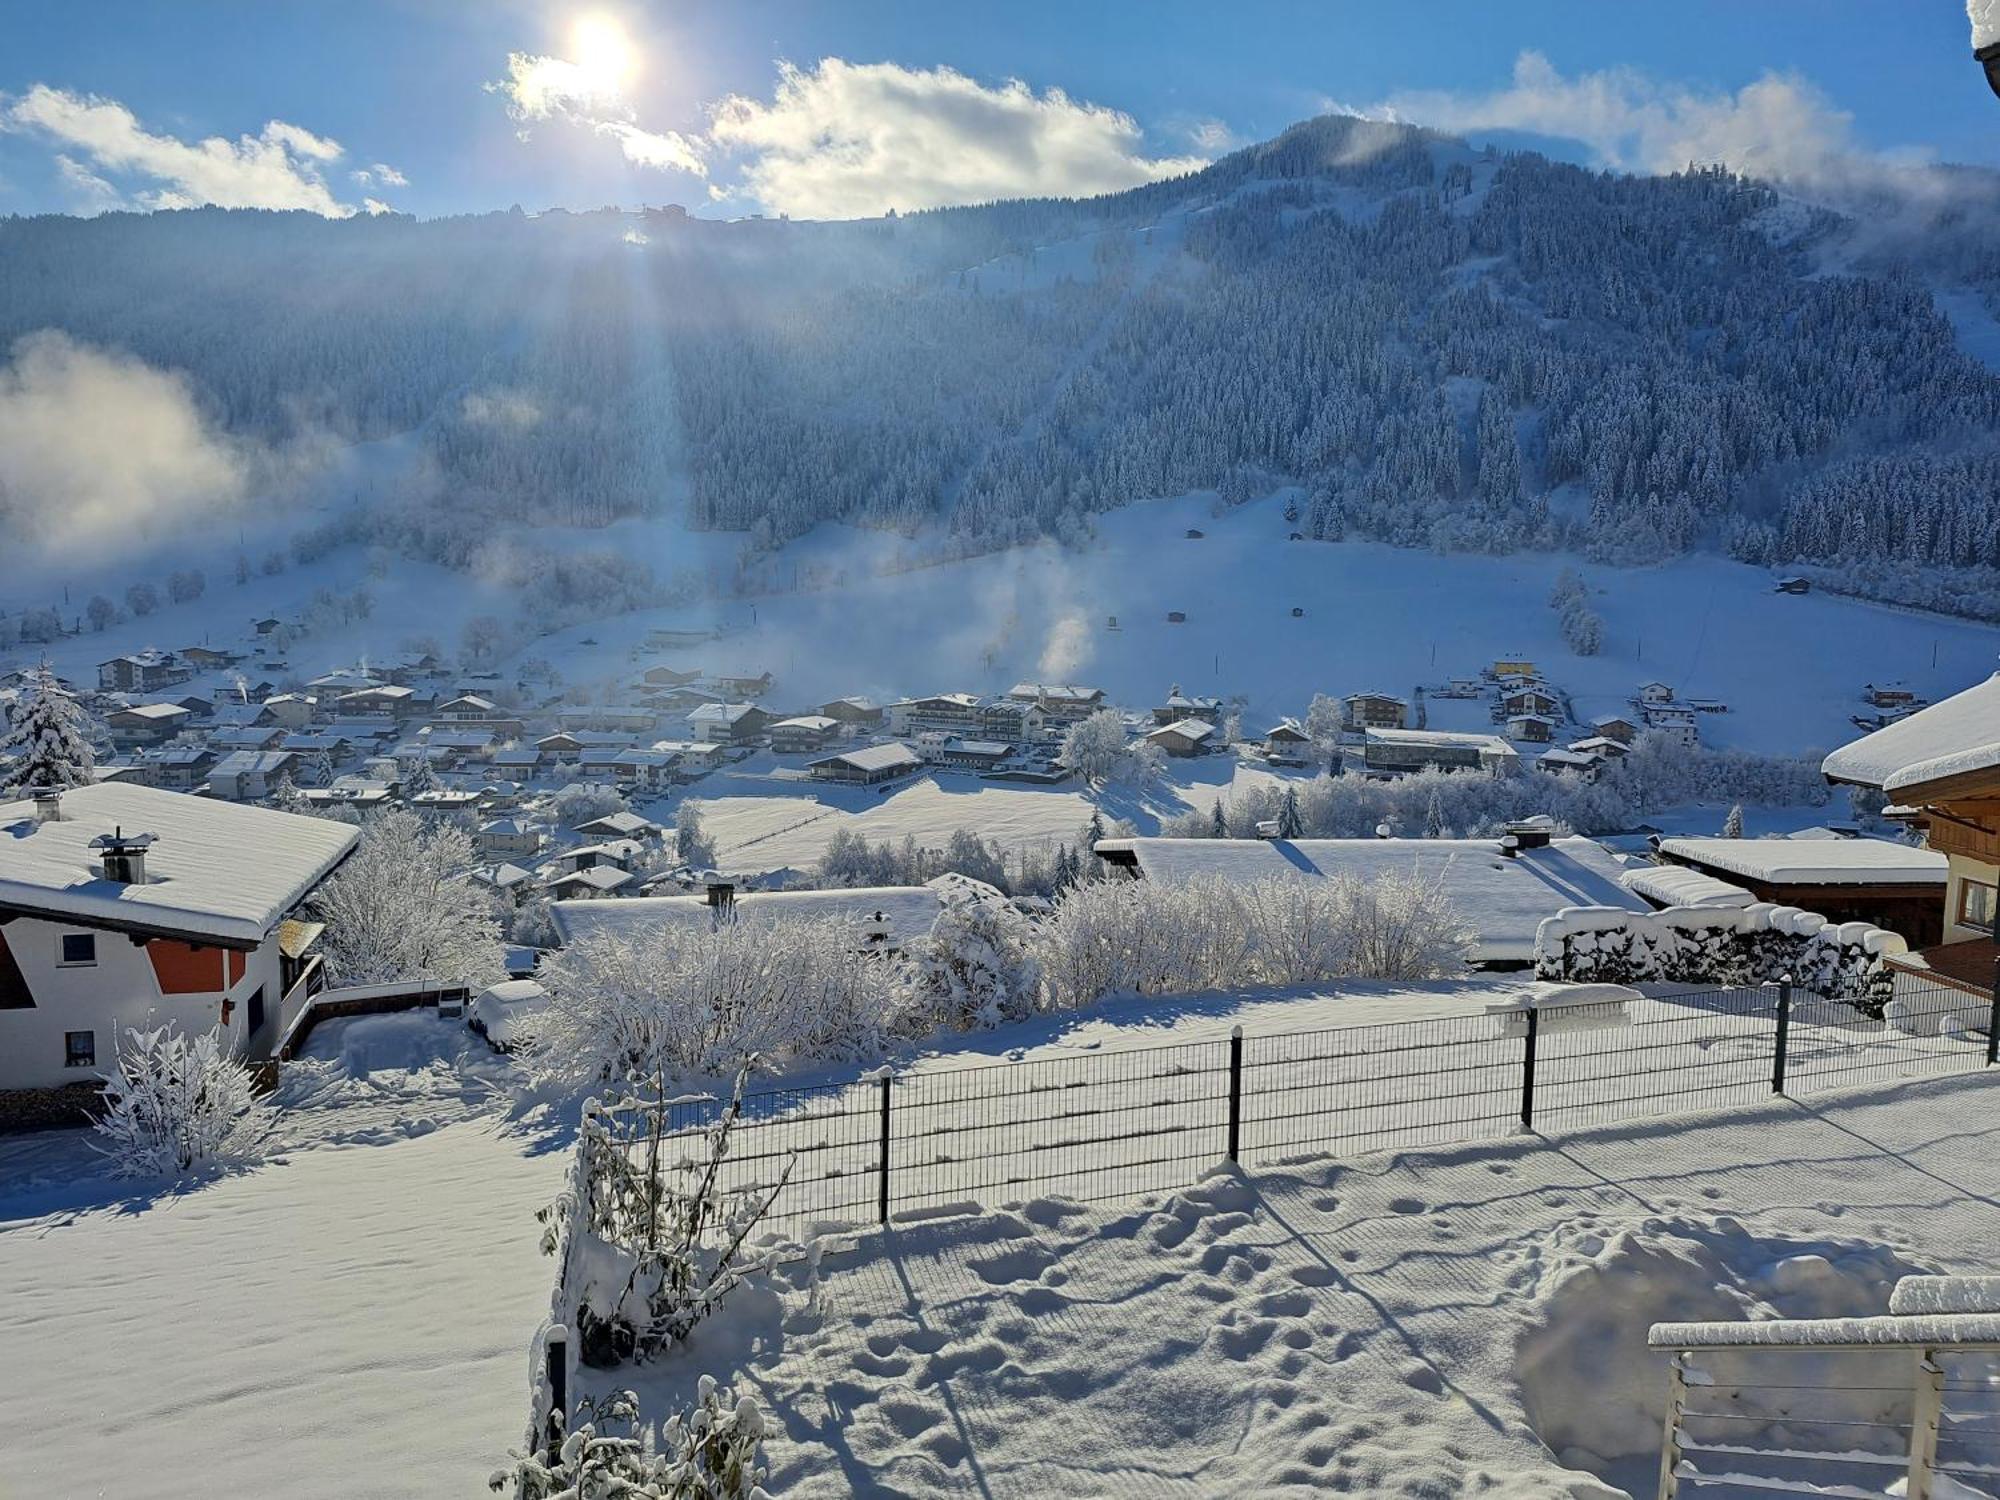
[0,1013,560,1500]
[596,1067,2000,1498]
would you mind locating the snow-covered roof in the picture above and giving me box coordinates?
[550,884,945,949]
[545,866,633,894]
[1149,719,1217,742]
[1821,672,2000,790]
[115,702,191,722]
[1092,836,1644,962]
[0,782,357,946]
[1619,864,1755,910]
[1659,836,1945,886]
[575,811,658,837]
[1365,727,1518,757]
[689,702,757,725]
[772,715,839,732]
[213,749,296,774]
[811,742,923,774]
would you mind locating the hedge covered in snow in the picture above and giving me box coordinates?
[1532,903,1908,1017]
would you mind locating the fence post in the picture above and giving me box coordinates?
[1772,975,1793,1095]
[877,1070,893,1227]
[544,1322,568,1459]
[1520,1004,1539,1132]
[1906,1350,1943,1500]
[1655,1351,1688,1500]
[1987,956,2000,1068]
[1226,1026,1243,1163]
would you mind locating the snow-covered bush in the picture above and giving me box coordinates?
[313,808,507,988]
[546,1070,791,1367]
[531,916,893,1089]
[493,1381,768,1500]
[551,783,628,829]
[1034,872,1472,1012]
[1534,903,1907,1015]
[91,1026,272,1179]
[893,874,1040,1033]
[674,798,717,870]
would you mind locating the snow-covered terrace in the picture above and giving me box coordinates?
[1657,835,1947,887]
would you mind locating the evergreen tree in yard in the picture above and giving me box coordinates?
[399,755,439,799]
[1277,787,1304,839]
[0,662,96,793]
[1425,787,1447,839]
[1210,800,1228,838]
[1722,804,1744,838]
[1086,809,1106,850]
[269,772,309,815]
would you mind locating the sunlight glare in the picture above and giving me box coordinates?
[570,13,638,97]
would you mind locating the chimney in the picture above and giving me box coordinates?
[705,880,736,913]
[30,787,62,825]
[91,826,158,885]
[1502,819,1553,853]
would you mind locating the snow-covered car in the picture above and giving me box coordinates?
[467,979,549,1051]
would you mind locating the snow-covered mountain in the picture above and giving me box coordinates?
[5,113,2000,620]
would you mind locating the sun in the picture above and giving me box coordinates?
[570,13,638,98]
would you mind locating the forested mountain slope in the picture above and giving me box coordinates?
[5,114,1999,610]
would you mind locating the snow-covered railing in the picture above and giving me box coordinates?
[1648,1279,2000,1500]
[1535,903,1908,1017]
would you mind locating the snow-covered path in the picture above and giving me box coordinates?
[0,1018,563,1500]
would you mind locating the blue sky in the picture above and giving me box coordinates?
[0,1,1992,220]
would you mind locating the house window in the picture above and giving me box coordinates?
[1960,878,1998,935]
[58,932,96,967]
[64,1030,95,1068]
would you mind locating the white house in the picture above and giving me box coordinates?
[0,783,357,1096]
[209,749,300,801]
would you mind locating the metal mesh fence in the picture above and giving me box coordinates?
[597,981,1998,1237]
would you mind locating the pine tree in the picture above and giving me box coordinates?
[1425,787,1447,839]
[1722,804,1744,838]
[0,663,96,793]
[399,755,439,800]
[1209,800,1228,838]
[1276,787,1304,840]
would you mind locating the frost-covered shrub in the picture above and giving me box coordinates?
[493,1381,768,1499]
[892,874,1040,1034]
[544,1070,791,1368]
[91,1026,272,1179]
[314,809,507,988]
[1534,903,1907,1016]
[1034,871,1473,1011]
[531,916,893,1088]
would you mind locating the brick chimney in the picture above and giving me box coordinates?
[90,826,158,885]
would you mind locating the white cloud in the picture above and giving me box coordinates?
[490,47,707,177]
[1364,51,1876,187]
[598,120,704,174]
[0,84,354,215]
[0,331,249,557]
[706,59,1209,219]
[1184,117,1245,154]
[362,196,393,215]
[352,161,409,190]
[53,153,122,213]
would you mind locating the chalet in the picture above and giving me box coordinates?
[1007,683,1106,724]
[1363,728,1519,778]
[769,715,841,754]
[209,750,300,801]
[407,789,482,817]
[98,651,179,694]
[304,780,393,815]
[1866,683,1922,710]
[1568,736,1630,760]
[708,671,774,699]
[178,645,239,671]
[1637,681,1676,706]
[469,862,537,905]
[435,694,501,721]
[1823,672,2000,991]
[1185,528,1205,540]
[1774,577,1811,595]
[575,811,661,842]
[1655,836,1948,948]
[0,783,356,1095]
[1264,720,1312,763]
[819,696,883,727]
[310,669,381,694]
[1343,693,1409,731]
[1643,707,1701,747]
[1442,678,1483,699]
[1507,713,1557,744]
[549,840,645,876]
[689,702,772,744]
[106,702,192,746]
[609,749,679,792]
[543,866,635,901]
[577,748,631,779]
[491,747,546,776]
[655,740,726,780]
[885,693,982,737]
[257,693,320,729]
[1488,658,1537,681]
[1590,715,1639,745]
[251,616,282,635]
[207,726,286,754]
[537,730,631,761]
[808,742,924,785]
[557,706,660,734]
[1501,686,1560,719]
[167,693,214,718]
[1154,686,1222,726]
[1147,720,1217,757]
[337,685,419,717]
[650,685,724,717]
[423,729,496,762]
[640,664,703,689]
[1093,833,1642,967]
[276,731,350,764]
[133,744,216,791]
[915,735,1013,771]
[1166,611,1187,624]
[477,818,543,861]
[1536,747,1602,780]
